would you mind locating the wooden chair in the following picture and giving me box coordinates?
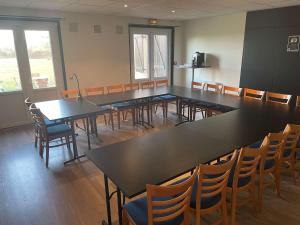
[122,167,198,225]
[124,83,139,91]
[85,87,105,96]
[192,81,204,90]
[154,79,177,118]
[155,79,168,87]
[223,86,241,96]
[226,147,261,225]
[191,150,238,225]
[266,92,292,104]
[204,83,222,93]
[29,105,74,167]
[257,133,285,211]
[243,88,265,100]
[85,86,114,130]
[297,96,300,107]
[60,89,79,98]
[107,84,136,129]
[280,124,300,184]
[141,81,155,89]
[107,84,124,94]
[186,82,206,120]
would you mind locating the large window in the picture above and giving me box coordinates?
[25,30,56,89]
[130,27,172,82]
[0,30,22,92]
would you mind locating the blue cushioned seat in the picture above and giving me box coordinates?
[249,140,263,148]
[112,102,134,109]
[47,124,72,135]
[159,95,176,101]
[99,105,111,112]
[283,149,292,157]
[152,97,163,102]
[263,159,275,170]
[123,196,184,225]
[44,118,63,127]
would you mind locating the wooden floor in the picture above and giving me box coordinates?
[0,108,300,225]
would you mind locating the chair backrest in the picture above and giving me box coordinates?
[141,81,155,89]
[191,81,204,90]
[223,86,241,96]
[204,83,222,93]
[297,96,300,107]
[259,133,285,172]
[155,79,168,87]
[281,124,300,160]
[60,89,79,99]
[106,84,123,94]
[124,83,139,91]
[232,147,261,189]
[243,88,265,100]
[195,150,237,223]
[24,97,33,109]
[29,104,46,131]
[85,87,105,96]
[266,92,291,104]
[146,167,198,225]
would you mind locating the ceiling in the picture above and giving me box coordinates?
[1,0,300,20]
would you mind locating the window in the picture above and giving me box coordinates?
[25,30,56,89]
[133,34,149,80]
[153,35,168,78]
[0,30,22,92]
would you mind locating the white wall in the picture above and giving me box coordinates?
[182,13,246,87]
[0,7,184,91]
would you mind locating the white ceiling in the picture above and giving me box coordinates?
[1,0,300,20]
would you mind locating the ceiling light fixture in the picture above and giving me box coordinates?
[171,10,175,13]
[124,4,128,8]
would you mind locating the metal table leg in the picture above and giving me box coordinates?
[103,174,112,225]
[86,117,91,150]
[117,188,123,225]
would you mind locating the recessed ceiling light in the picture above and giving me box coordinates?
[171,10,175,13]
[124,4,128,8]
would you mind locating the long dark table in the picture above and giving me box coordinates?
[86,86,300,225]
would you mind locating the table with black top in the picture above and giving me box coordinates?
[86,86,300,225]
[36,98,101,160]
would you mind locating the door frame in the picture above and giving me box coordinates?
[128,24,175,85]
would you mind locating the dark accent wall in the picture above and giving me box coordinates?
[240,6,300,95]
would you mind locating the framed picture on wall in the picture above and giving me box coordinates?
[287,35,300,52]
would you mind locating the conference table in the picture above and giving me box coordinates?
[36,86,300,225]
[84,86,300,225]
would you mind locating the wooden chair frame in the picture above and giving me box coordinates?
[29,105,73,167]
[123,168,198,225]
[155,79,168,87]
[60,89,79,99]
[227,147,261,225]
[223,86,241,96]
[85,87,105,96]
[107,84,124,94]
[141,81,155,89]
[280,124,300,184]
[266,92,291,104]
[243,88,265,100]
[257,133,284,211]
[124,83,139,91]
[297,96,300,107]
[204,83,222,93]
[192,150,238,225]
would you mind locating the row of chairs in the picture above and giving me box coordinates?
[188,82,299,121]
[122,123,300,225]
[61,79,176,129]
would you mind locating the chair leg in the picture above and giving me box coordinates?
[222,198,229,225]
[45,140,50,168]
[165,101,168,118]
[66,135,71,152]
[103,114,107,125]
[291,159,297,184]
[132,109,135,126]
[231,191,237,225]
[117,111,121,129]
[39,133,44,158]
[110,111,114,131]
[122,209,130,225]
[258,174,264,212]
[275,167,281,197]
[34,132,38,148]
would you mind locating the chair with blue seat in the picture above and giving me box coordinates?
[155,79,177,118]
[107,84,136,129]
[266,92,291,105]
[256,133,285,211]
[243,88,265,100]
[190,150,238,225]
[203,83,224,117]
[280,124,300,184]
[85,86,114,131]
[29,105,74,168]
[226,147,261,225]
[223,86,242,97]
[122,167,198,225]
